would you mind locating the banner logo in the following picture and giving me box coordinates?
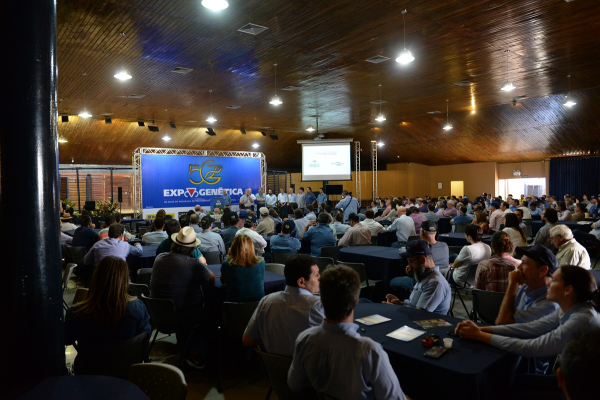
[186,188,198,197]
[189,160,222,185]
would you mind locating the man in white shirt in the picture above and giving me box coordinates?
[142,217,168,245]
[445,224,492,287]
[338,213,371,247]
[235,214,267,255]
[360,209,385,236]
[296,187,306,209]
[501,201,513,214]
[489,201,506,232]
[277,187,289,216]
[387,208,416,247]
[60,213,77,231]
[239,189,256,211]
[550,225,591,269]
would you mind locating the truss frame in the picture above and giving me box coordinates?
[354,141,361,204]
[371,141,378,200]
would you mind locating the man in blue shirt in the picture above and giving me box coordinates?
[72,215,99,252]
[529,202,543,217]
[588,196,598,217]
[221,212,240,248]
[335,190,359,223]
[316,188,328,210]
[450,206,472,231]
[304,187,317,211]
[270,220,301,252]
[384,240,451,315]
[83,224,142,266]
[302,213,336,256]
[221,189,231,207]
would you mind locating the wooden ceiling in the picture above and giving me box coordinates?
[56,0,600,169]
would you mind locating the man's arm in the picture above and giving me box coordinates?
[83,245,95,265]
[129,242,143,256]
[495,270,523,325]
[338,230,351,247]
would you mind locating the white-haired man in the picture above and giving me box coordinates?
[550,225,591,269]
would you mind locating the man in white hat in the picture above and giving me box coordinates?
[60,213,77,231]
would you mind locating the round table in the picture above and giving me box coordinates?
[338,246,406,284]
[20,375,149,400]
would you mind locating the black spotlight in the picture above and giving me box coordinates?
[105,117,112,124]
[240,129,246,135]
[61,115,69,123]
[169,122,176,129]
[206,126,216,136]
[148,125,159,132]
[137,121,145,127]
[260,130,266,136]
[270,134,279,140]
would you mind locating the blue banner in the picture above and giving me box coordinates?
[141,154,261,209]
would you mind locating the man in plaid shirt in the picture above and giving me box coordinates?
[475,231,520,292]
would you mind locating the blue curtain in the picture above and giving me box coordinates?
[549,157,600,199]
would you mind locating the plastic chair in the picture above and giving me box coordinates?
[470,289,505,325]
[218,301,260,392]
[128,363,188,400]
[448,246,464,255]
[129,283,150,299]
[137,268,153,288]
[72,288,89,306]
[336,232,345,240]
[315,257,335,274]
[74,331,150,380]
[271,252,295,264]
[265,263,285,276]
[370,235,379,245]
[62,263,77,310]
[254,347,303,400]
[454,223,469,233]
[203,251,223,265]
[141,294,179,353]
[319,246,342,262]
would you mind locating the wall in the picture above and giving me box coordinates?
[497,161,548,180]
[428,162,497,199]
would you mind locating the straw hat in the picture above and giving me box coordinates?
[61,213,72,221]
[171,226,201,247]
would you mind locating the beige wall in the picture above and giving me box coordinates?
[497,161,548,180]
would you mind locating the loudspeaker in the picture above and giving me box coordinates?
[117,187,123,202]
[84,201,96,211]
[61,115,69,123]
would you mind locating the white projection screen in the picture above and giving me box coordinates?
[301,141,352,181]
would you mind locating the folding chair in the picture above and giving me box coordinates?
[319,246,342,262]
[271,252,296,264]
[339,261,379,299]
[62,263,77,311]
[265,263,285,276]
[447,263,478,317]
[129,283,150,299]
[203,251,223,265]
[72,288,89,306]
[137,268,153,288]
[129,363,188,400]
[470,289,505,325]
[254,347,303,400]
[315,257,334,274]
[454,223,469,233]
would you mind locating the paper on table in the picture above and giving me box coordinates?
[387,325,426,342]
[577,221,592,225]
[356,314,392,326]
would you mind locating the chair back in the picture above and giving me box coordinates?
[319,246,341,262]
[265,263,285,276]
[454,223,469,233]
[62,264,77,292]
[465,263,478,287]
[138,226,148,236]
[526,226,532,239]
[64,246,87,265]
[128,363,188,400]
[254,348,303,400]
[203,251,223,265]
[129,283,150,298]
[339,262,368,286]
[380,220,392,227]
[137,268,153,287]
[336,232,345,240]
[271,252,295,264]
[448,246,465,255]
[499,224,505,230]
[315,257,335,273]
[407,235,420,242]
[72,288,89,305]
[74,331,150,380]
[471,289,505,325]
[141,294,179,335]
[523,219,533,227]
[370,235,378,245]
[358,207,367,215]
[221,301,260,341]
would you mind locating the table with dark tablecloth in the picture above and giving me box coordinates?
[531,220,592,237]
[121,218,147,232]
[438,233,492,247]
[19,375,149,400]
[438,217,452,234]
[354,303,517,400]
[126,245,158,281]
[338,246,406,284]
[377,230,398,247]
[63,228,101,237]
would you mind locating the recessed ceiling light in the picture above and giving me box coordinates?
[162,134,171,141]
[426,111,441,114]
[252,143,259,148]
[184,120,197,123]
[100,112,114,116]
[58,135,68,143]
[202,0,229,11]
[114,70,132,80]
[78,109,92,118]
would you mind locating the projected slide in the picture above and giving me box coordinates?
[302,143,352,181]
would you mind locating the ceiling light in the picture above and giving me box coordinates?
[396,10,415,65]
[114,70,132,80]
[563,75,577,108]
[500,50,516,92]
[78,72,91,117]
[269,63,282,106]
[375,113,386,122]
[252,143,259,148]
[375,84,386,122]
[377,141,385,147]
[162,134,171,141]
[443,99,453,131]
[201,0,229,11]
[306,124,315,132]
[206,89,217,123]
[78,109,92,118]
[58,135,68,143]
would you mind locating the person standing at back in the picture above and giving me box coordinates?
[335,190,359,223]
[317,188,328,211]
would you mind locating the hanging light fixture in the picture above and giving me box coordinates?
[114,69,132,80]
[201,0,229,11]
[269,63,282,105]
[306,124,315,132]
[375,84,386,122]
[58,135,68,143]
[252,143,259,148]
[396,10,415,65]
[78,73,92,118]
[563,75,577,108]
[500,50,516,92]
[443,99,453,131]
[206,90,217,123]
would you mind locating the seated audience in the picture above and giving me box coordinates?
[288,265,407,400]
[473,211,490,234]
[113,212,134,240]
[456,266,600,361]
[212,207,222,224]
[98,214,117,240]
[302,212,336,256]
[189,213,201,233]
[529,202,542,217]
[255,207,275,236]
[503,213,528,254]
[489,201,506,232]
[60,213,77,232]
[424,202,440,222]
[194,205,206,219]
[380,200,399,222]
[588,197,598,217]
[513,209,528,232]
[332,212,350,235]
[475,231,519,292]
[557,201,572,221]
[590,218,600,241]
[550,225,591,269]
[142,217,167,245]
[361,209,385,236]
[235,214,268,255]
[83,224,142,266]
[221,235,265,302]
[387,207,416,247]
[446,224,492,287]
[268,208,282,225]
[407,206,427,233]
[269,220,301,252]
[572,203,586,221]
[72,215,98,252]
[156,219,205,262]
[243,254,324,356]
[338,213,371,247]
[196,215,226,258]
[65,256,150,351]
[518,202,532,219]
[533,208,558,248]
[442,200,458,217]
[151,209,166,232]
[221,212,240,249]
[557,330,600,400]
[450,206,471,231]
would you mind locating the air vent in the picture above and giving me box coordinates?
[100,112,114,116]
[184,120,197,123]
[259,126,271,129]
[370,100,387,105]
[281,86,301,91]
[453,80,472,86]
[171,67,193,74]
[426,111,441,114]
[226,105,241,109]
[148,125,159,132]
[365,55,390,64]
[128,94,146,99]
[237,23,269,36]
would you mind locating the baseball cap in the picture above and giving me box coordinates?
[246,214,257,224]
[282,220,296,234]
[399,240,432,258]
[239,210,248,218]
[420,220,437,233]
[515,245,558,274]
[229,212,239,224]
[200,215,213,225]
[259,207,269,215]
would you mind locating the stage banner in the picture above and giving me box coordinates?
[141,154,261,209]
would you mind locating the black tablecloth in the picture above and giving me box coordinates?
[438,233,493,247]
[19,375,149,400]
[63,228,101,237]
[354,303,517,400]
[438,217,452,234]
[126,245,158,281]
[338,246,405,284]
[377,231,398,247]
[531,220,593,237]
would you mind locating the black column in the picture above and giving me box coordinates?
[0,0,64,390]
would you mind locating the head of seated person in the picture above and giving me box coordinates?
[491,231,514,256]
[153,217,165,231]
[464,223,483,243]
[320,265,360,322]
[365,209,375,220]
[190,214,200,226]
[284,254,320,293]
[80,215,92,228]
[108,224,124,239]
[113,212,122,224]
[318,212,330,225]
[306,204,314,213]
[228,235,261,267]
[543,207,559,224]
[103,214,116,229]
[200,216,214,231]
[164,219,181,237]
[334,213,344,223]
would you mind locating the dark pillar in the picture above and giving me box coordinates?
[0,0,64,391]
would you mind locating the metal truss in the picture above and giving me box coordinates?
[354,141,361,204]
[371,141,378,200]
[132,147,267,217]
